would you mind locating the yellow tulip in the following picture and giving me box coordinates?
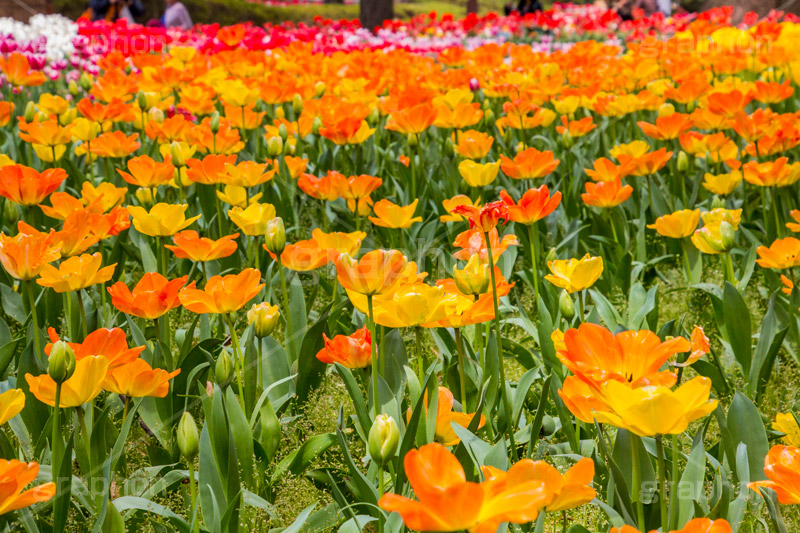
[647,209,700,239]
[33,144,66,163]
[703,171,742,196]
[216,185,262,208]
[691,222,736,255]
[128,203,200,237]
[369,199,422,229]
[774,413,800,448]
[0,389,24,425]
[458,160,500,187]
[25,356,109,407]
[228,202,276,236]
[372,282,459,328]
[36,252,116,293]
[592,377,718,437]
[545,254,603,293]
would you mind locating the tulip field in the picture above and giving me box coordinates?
[4,5,800,532]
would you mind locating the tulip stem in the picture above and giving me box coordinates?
[225,315,247,414]
[669,434,680,530]
[656,434,668,529]
[367,294,379,419]
[528,224,540,300]
[51,383,62,504]
[681,238,692,284]
[771,186,782,239]
[214,185,224,238]
[483,231,516,458]
[26,281,42,360]
[122,396,131,427]
[415,326,424,384]
[377,466,385,533]
[631,435,645,531]
[455,328,468,411]
[561,510,567,533]
[278,262,295,360]
[578,290,586,323]
[188,460,199,533]
[76,290,89,340]
[724,252,736,286]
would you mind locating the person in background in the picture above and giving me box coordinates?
[89,0,144,22]
[163,0,193,29]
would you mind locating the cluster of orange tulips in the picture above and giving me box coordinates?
[2,10,800,533]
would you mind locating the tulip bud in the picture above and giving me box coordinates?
[407,133,418,148]
[292,94,303,115]
[545,247,557,263]
[469,77,480,92]
[137,91,147,110]
[561,129,574,149]
[275,106,285,120]
[135,187,155,206]
[177,412,199,459]
[719,221,736,250]
[264,217,286,255]
[686,100,695,113]
[3,201,18,225]
[247,303,280,338]
[314,81,326,97]
[368,414,399,466]
[68,81,79,96]
[148,107,164,123]
[278,123,288,141]
[453,255,490,296]
[284,140,295,156]
[559,290,575,319]
[367,107,379,126]
[482,99,492,110]
[259,399,281,462]
[48,340,76,384]
[312,116,322,135]
[267,136,283,157]
[677,151,689,172]
[657,103,676,117]
[444,137,454,155]
[215,350,234,389]
[170,141,186,167]
[711,195,726,210]
[24,101,35,122]
[79,72,92,91]
[209,111,220,133]
[483,108,495,124]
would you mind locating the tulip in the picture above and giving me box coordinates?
[648,209,700,239]
[229,202,277,236]
[248,302,280,385]
[0,223,61,281]
[500,147,560,179]
[179,269,264,315]
[178,410,201,532]
[108,273,190,320]
[369,199,422,229]
[165,231,239,262]
[545,254,604,321]
[26,355,109,408]
[117,155,175,189]
[453,254,491,297]
[0,460,55,515]
[775,414,800,448]
[264,217,286,255]
[37,252,116,293]
[0,164,66,206]
[128,203,200,238]
[757,237,800,270]
[103,358,180,398]
[458,159,500,188]
[316,326,372,369]
[45,327,144,369]
[454,130,493,159]
[368,414,400,467]
[581,179,633,208]
[750,445,800,504]
[0,389,24,426]
[450,200,508,233]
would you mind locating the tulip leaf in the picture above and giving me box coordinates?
[722,282,752,376]
[748,291,788,400]
[677,430,707,526]
[295,303,331,404]
[225,387,255,489]
[726,392,769,482]
[334,364,371,442]
[271,433,336,485]
[0,283,25,325]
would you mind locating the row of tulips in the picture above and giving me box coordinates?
[1,10,800,533]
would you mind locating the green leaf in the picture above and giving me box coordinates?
[727,392,769,482]
[112,497,190,532]
[271,433,336,485]
[295,304,331,403]
[722,282,752,376]
[335,364,371,442]
[225,387,255,489]
[677,430,706,526]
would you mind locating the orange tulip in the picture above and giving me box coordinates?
[749,445,800,504]
[80,182,127,213]
[0,53,46,86]
[179,268,264,314]
[611,518,732,533]
[103,358,180,398]
[743,157,800,188]
[756,237,800,270]
[39,192,89,220]
[90,131,141,158]
[0,102,13,127]
[489,457,595,512]
[334,249,407,296]
[224,161,276,188]
[0,460,55,515]
[268,239,331,272]
[581,179,633,208]
[386,102,437,135]
[165,230,239,262]
[45,327,144,369]
[27,356,109,408]
[0,223,60,280]
[451,200,508,232]
[638,113,694,140]
[118,155,175,188]
[19,118,72,148]
[297,171,343,201]
[336,174,382,202]
[412,387,485,446]
[618,148,673,177]
[555,116,596,138]
[37,252,116,293]
[108,273,190,319]
[558,375,607,424]
[379,442,552,532]
[369,199,422,229]
[558,323,690,388]
[706,89,754,117]
[499,186,561,225]
[319,117,374,145]
[186,154,237,185]
[311,229,366,256]
[454,130,494,159]
[52,209,104,257]
[585,157,628,182]
[441,195,481,223]
[316,326,371,368]
[452,228,518,264]
[0,165,66,206]
[500,147,560,179]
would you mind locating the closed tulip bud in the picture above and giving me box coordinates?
[255,100,265,114]
[148,107,164,123]
[278,123,288,140]
[275,107,285,120]
[314,81,326,97]
[79,72,92,91]
[48,340,76,384]
[407,133,418,148]
[483,108,495,124]
[312,116,322,135]
[135,187,155,206]
[677,151,689,172]
[267,136,283,157]
[711,195,726,210]
[658,103,676,117]
[24,101,35,122]
[68,80,79,96]
[259,399,281,462]
[292,94,303,115]
[209,111,220,133]
[247,303,280,338]
[453,255,490,296]
[284,141,295,156]
[367,107,379,126]
[137,91,147,110]
[469,77,480,92]
[719,221,736,250]
[215,351,234,389]
[170,141,186,167]
[545,247,557,263]
[686,101,695,113]
[3,201,18,225]
[445,137,454,155]
[177,412,199,459]
[559,289,575,318]
[482,99,492,110]
[561,129,574,148]
[264,217,286,255]
[368,414,399,466]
